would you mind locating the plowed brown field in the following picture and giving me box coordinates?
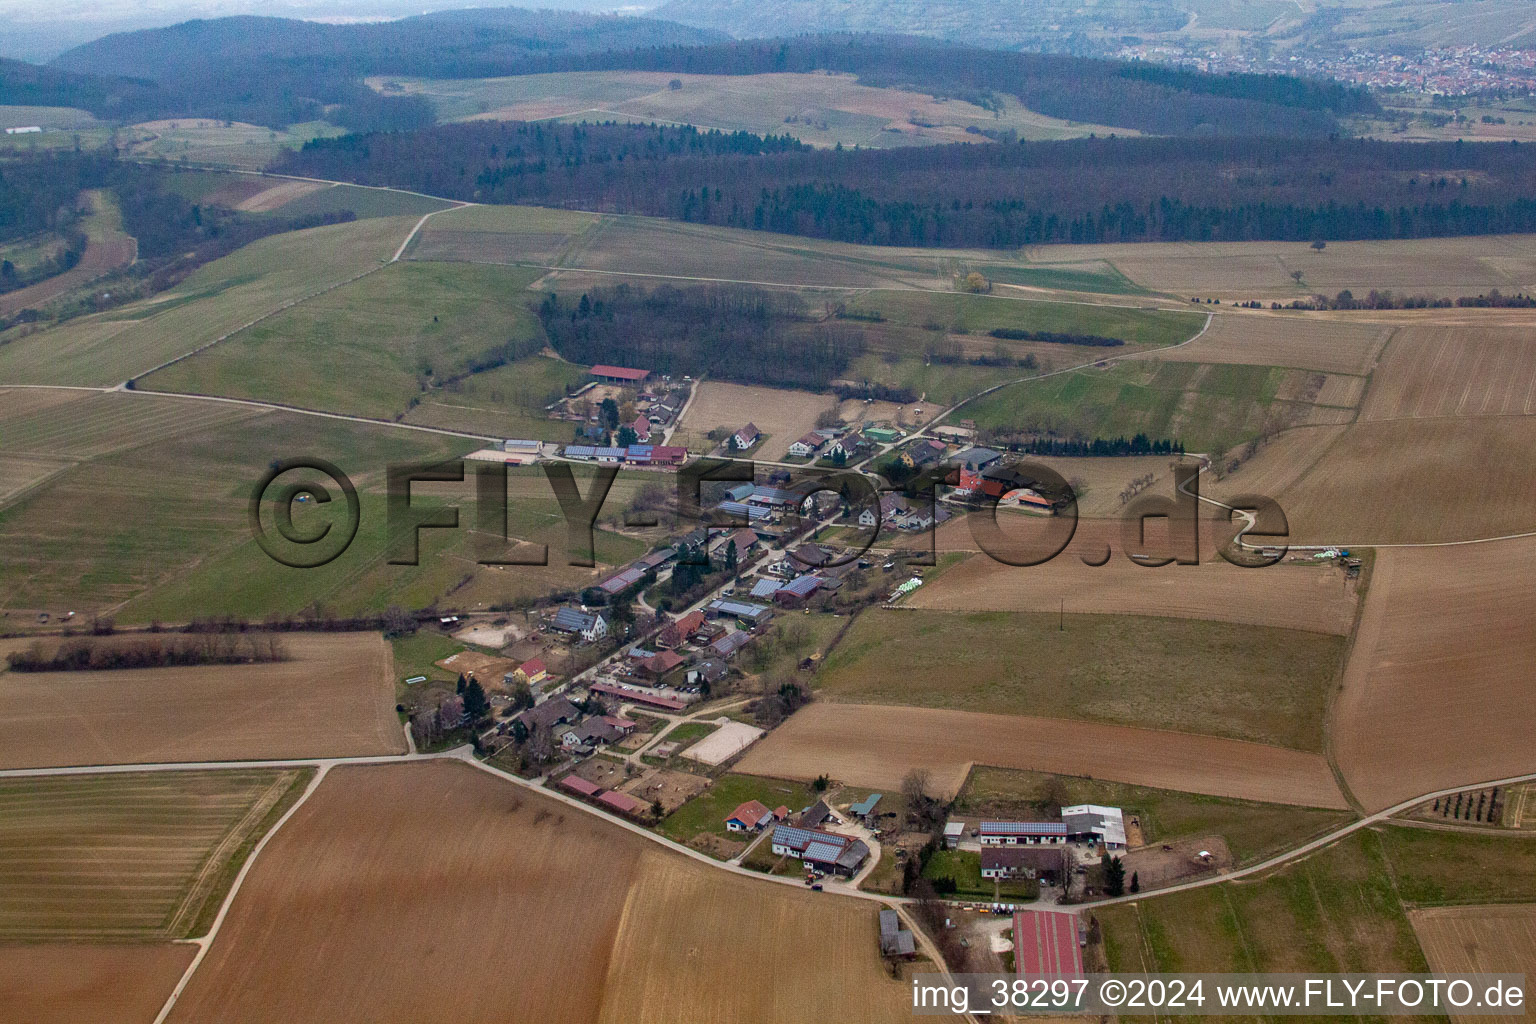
[1160,313,1393,375]
[0,632,403,769]
[736,704,1348,807]
[1334,537,1536,811]
[1360,325,1536,420]
[166,761,911,1024]
[1411,905,1536,1024]
[0,943,193,1024]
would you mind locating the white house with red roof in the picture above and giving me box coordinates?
[725,799,775,832]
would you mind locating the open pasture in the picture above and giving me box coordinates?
[907,548,1358,636]
[164,760,910,1024]
[1261,415,1536,544]
[0,943,194,1024]
[1160,312,1392,375]
[1099,830,1428,975]
[406,201,600,265]
[121,118,344,170]
[1412,904,1536,1024]
[1032,234,1536,300]
[0,632,403,769]
[813,608,1344,749]
[680,381,837,460]
[381,69,1121,147]
[0,389,264,461]
[850,289,1204,349]
[736,703,1348,808]
[1334,536,1536,812]
[1359,324,1536,420]
[960,359,1323,455]
[0,768,307,939]
[0,406,480,616]
[0,215,412,386]
[143,262,550,424]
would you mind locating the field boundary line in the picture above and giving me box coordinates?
[151,763,330,1024]
[116,387,500,443]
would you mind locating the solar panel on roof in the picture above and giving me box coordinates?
[802,840,846,863]
[980,821,1068,835]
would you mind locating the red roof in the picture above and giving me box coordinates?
[675,610,706,634]
[727,800,774,829]
[518,658,546,677]
[642,650,685,675]
[590,364,650,381]
[649,445,687,463]
[598,790,644,815]
[559,775,602,797]
[1013,911,1083,977]
[590,680,688,711]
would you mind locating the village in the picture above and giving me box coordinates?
[381,363,1229,981]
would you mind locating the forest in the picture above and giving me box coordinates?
[275,123,1536,247]
[538,284,864,391]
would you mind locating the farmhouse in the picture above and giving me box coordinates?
[978,821,1070,846]
[797,799,836,829]
[827,433,871,461]
[712,527,760,558]
[647,398,683,426]
[732,423,761,450]
[511,658,547,687]
[1013,911,1084,978]
[639,650,686,680]
[769,825,870,876]
[551,606,609,642]
[749,577,782,600]
[708,629,752,660]
[1062,804,1128,849]
[514,696,579,734]
[704,599,773,628]
[981,847,1067,883]
[879,909,917,959]
[563,445,628,463]
[898,439,947,469]
[773,575,822,608]
[790,542,834,567]
[788,432,827,458]
[630,415,652,442]
[726,800,775,832]
[686,658,730,687]
[950,447,1004,472]
[590,364,650,385]
[858,494,907,529]
[656,610,707,649]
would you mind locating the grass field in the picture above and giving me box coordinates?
[0,768,309,939]
[907,548,1360,636]
[265,182,455,220]
[737,703,1348,808]
[956,766,1354,867]
[143,262,552,424]
[848,290,1202,348]
[960,359,1326,454]
[0,633,403,769]
[163,760,912,1024]
[378,69,1125,147]
[1379,825,1536,906]
[656,773,813,845]
[0,216,412,386]
[0,943,194,1024]
[406,201,600,265]
[1099,829,1429,975]
[1335,537,1536,812]
[814,609,1345,750]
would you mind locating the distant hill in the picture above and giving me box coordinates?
[0,57,164,120]
[45,9,726,129]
